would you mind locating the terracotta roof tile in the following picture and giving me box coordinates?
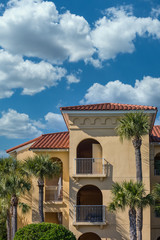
[6,136,41,153]
[6,132,69,153]
[30,131,69,149]
[150,126,160,142]
[60,103,157,111]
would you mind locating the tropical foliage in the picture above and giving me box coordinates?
[109,181,152,240]
[0,157,31,240]
[14,223,76,240]
[25,155,61,222]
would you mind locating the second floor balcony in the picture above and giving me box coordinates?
[73,158,106,177]
[73,138,107,178]
[73,205,106,225]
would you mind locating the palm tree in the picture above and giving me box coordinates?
[0,199,7,240]
[25,155,61,222]
[0,157,31,240]
[116,112,150,240]
[109,181,152,240]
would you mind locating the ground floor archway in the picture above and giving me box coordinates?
[78,232,101,240]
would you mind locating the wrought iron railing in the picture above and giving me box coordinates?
[154,169,160,176]
[73,205,106,223]
[74,158,106,176]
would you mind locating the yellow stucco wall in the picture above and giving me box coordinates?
[16,149,69,229]
[68,115,151,240]
[13,112,159,240]
[150,144,160,240]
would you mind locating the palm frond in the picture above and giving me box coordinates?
[116,112,150,141]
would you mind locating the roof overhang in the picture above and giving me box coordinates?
[61,109,157,130]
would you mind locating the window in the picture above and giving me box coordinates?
[154,153,160,176]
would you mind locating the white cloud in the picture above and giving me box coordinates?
[1,2,160,66]
[66,74,80,84]
[80,76,160,108]
[0,49,66,98]
[151,8,160,18]
[0,109,42,138]
[91,6,160,61]
[45,112,66,131]
[0,109,67,139]
[0,0,94,63]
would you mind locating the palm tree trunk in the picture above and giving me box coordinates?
[132,138,142,182]
[132,138,142,240]
[129,208,137,240]
[11,195,18,240]
[6,209,11,240]
[38,178,44,222]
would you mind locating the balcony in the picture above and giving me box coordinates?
[73,158,106,177]
[45,177,63,203]
[73,205,106,225]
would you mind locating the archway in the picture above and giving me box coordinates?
[154,153,160,175]
[78,232,101,240]
[45,158,63,202]
[77,185,102,205]
[76,139,102,174]
[76,185,103,222]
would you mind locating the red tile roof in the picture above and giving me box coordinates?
[60,103,157,111]
[6,132,69,153]
[6,136,41,153]
[150,126,160,142]
[30,131,69,149]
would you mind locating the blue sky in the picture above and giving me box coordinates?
[0,0,160,156]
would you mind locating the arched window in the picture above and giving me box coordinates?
[76,185,104,223]
[78,232,101,240]
[76,139,103,175]
[154,153,160,176]
[45,158,63,202]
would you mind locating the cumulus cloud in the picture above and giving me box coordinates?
[91,6,160,61]
[0,0,94,63]
[0,2,160,66]
[80,76,160,108]
[66,74,80,84]
[0,49,66,98]
[0,109,67,139]
[44,112,66,131]
[0,109,42,138]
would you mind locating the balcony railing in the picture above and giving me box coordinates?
[73,205,106,225]
[45,177,63,202]
[154,169,160,176]
[73,158,106,177]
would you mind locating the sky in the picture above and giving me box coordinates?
[0,0,160,156]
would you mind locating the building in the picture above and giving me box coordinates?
[6,102,160,240]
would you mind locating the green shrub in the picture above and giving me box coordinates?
[14,223,76,240]
[0,218,7,240]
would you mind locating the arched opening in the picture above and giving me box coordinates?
[157,237,160,240]
[78,232,101,240]
[76,185,104,223]
[77,185,102,205]
[76,139,103,175]
[45,158,63,202]
[154,153,160,176]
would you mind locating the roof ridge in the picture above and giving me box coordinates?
[42,131,69,136]
[60,102,157,110]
